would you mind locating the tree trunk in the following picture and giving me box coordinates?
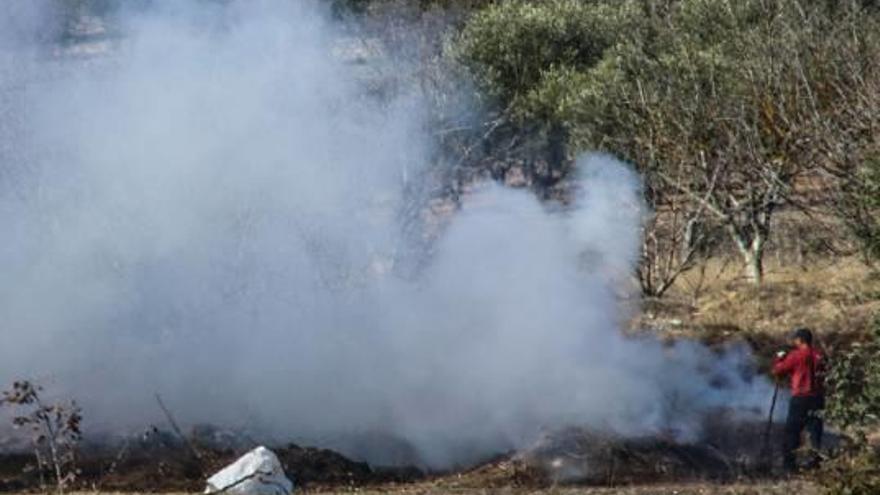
[743,248,764,285]
[730,225,766,286]
[547,122,568,174]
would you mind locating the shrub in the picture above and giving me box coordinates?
[0,381,83,493]
[820,315,880,494]
[836,158,880,265]
[824,316,880,434]
[449,0,633,124]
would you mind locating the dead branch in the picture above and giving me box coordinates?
[154,393,204,474]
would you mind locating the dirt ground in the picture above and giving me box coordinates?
[639,256,880,351]
[55,480,820,494]
[314,483,819,494]
[0,409,822,493]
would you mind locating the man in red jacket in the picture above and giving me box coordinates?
[773,327,824,472]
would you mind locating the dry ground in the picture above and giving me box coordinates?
[313,483,819,494]
[58,481,820,494]
[640,255,880,345]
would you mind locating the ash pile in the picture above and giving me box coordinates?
[516,427,741,485]
[449,417,798,490]
[509,411,834,487]
[0,424,424,493]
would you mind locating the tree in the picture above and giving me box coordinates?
[528,0,879,285]
[585,0,835,285]
[638,172,713,298]
[450,0,880,286]
[448,0,632,185]
[1,381,82,493]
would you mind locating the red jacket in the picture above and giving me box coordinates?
[773,346,824,397]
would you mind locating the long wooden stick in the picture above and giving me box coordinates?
[154,393,204,471]
[760,382,780,462]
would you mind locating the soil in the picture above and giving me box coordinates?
[0,418,808,493]
[0,430,424,493]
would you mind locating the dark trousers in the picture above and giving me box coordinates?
[783,395,824,471]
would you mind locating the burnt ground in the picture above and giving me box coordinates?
[0,416,824,493]
[51,481,824,495]
[305,480,821,495]
[0,433,410,492]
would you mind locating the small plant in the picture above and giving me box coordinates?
[824,316,880,438]
[0,381,83,493]
[820,447,880,495]
[818,316,880,494]
[836,157,880,266]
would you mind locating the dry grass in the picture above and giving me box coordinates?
[640,255,880,345]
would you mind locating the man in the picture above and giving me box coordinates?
[772,327,825,472]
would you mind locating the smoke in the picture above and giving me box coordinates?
[0,0,772,469]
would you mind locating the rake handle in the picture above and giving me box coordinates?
[762,381,780,455]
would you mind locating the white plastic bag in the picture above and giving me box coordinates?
[205,446,294,495]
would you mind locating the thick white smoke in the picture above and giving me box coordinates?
[0,0,772,468]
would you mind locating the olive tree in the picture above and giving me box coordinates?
[450,0,880,287]
[449,0,633,183]
[539,0,880,285]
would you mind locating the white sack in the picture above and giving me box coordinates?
[205,446,294,495]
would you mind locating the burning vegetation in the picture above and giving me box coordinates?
[0,374,817,493]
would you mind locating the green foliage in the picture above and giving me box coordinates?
[451,0,880,171]
[449,0,632,124]
[824,315,880,435]
[820,315,880,494]
[839,158,880,264]
[450,0,880,285]
[449,0,880,172]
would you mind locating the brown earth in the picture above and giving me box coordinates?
[0,437,422,493]
[0,416,809,494]
[54,480,820,494]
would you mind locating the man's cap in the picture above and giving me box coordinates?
[792,327,813,344]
